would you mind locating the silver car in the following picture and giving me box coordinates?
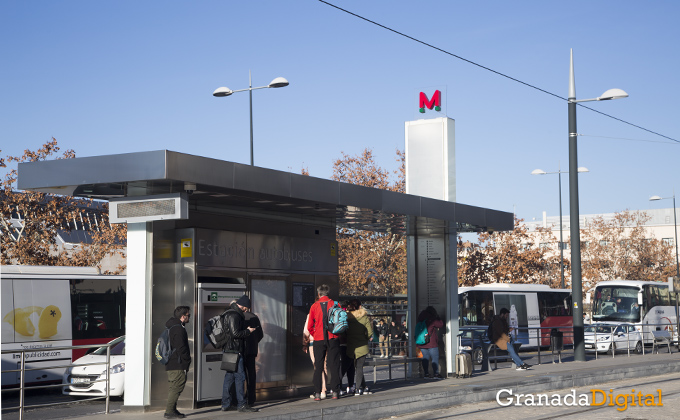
[584,323,642,354]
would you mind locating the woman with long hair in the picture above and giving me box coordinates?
[416,306,444,378]
[345,299,374,395]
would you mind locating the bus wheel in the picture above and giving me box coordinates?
[635,341,643,354]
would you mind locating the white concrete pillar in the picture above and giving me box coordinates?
[445,231,459,376]
[123,222,153,408]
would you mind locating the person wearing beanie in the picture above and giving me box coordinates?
[236,295,251,308]
[220,296,258,412]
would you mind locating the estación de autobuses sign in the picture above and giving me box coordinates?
[193,228,338,272]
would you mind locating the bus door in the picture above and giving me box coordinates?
[493,293,540,347]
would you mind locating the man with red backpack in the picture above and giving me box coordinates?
[307,284,342,400]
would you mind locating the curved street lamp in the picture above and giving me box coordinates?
[531,166,589,289]
[213,71,289,166]
[567,49,628,362]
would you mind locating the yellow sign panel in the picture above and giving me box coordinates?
[181,238,193,258]
[330,243,337,257]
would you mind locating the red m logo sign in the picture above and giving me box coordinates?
[419,90,441,113]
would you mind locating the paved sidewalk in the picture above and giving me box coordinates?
[94,351,680,420]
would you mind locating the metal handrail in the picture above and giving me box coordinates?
[1,341,117,420]
[464,322,675,370]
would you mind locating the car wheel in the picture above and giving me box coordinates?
[607,343,616,355]
[635,341,643,354]
[473,347,484,365]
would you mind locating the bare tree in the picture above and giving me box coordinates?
[580,210,675,291]
[1,139,126,273]
[330,148,407,295]
[457,217,565,287]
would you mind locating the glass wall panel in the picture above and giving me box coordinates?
[252,279,287,383]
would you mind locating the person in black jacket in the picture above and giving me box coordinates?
[219,295,258,413]
[488,308,531,371]
[164,306,191,419]
[389,320,404,356]
[244,310,263,406]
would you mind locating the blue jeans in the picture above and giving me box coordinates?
[506,339,523,366]
[222,356,246,408]
[420,347,439,376]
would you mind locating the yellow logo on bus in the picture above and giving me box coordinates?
[2,305,62,338]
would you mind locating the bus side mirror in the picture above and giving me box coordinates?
[585,292,591,305]
[637,295,643,305]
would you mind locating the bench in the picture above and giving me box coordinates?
[364,356,421,384]
[651,330,673,354]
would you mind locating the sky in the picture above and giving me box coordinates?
[2,0,679,225]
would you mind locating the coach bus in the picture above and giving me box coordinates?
[459,283,573,347]
[1,265,125,387]
[591,279,678,345]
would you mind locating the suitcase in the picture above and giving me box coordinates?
[455,352,473,378]
[455,335,473,378]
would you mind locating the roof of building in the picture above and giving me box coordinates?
[18,150,513,234]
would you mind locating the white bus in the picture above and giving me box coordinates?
[1,265,125,387]
[591,280,678,345]
[459,283,572,348]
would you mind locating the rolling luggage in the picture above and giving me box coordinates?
[455,335,473,378]
[455,353,473,378]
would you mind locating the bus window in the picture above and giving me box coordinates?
[459,291,493,326]
[657,286,670,306]
[537,292,573,322]
[70,279,126,340]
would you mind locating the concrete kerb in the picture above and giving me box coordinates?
[235,358,680,420]
[83,355,680,420]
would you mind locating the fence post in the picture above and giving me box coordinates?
[19,351,25,420]
[536,327,541,365]
[105,344,111,414]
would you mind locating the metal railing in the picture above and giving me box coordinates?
[1,342,117,420]
[462,322,677,372]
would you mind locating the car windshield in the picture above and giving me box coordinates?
[91,337,125,356]
[585,325,616,334]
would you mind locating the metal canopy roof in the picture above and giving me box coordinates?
[18,150,513,234]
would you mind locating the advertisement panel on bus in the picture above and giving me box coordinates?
[1,266,125,387]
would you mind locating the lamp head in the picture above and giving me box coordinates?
[531,169,547,175]
[268,77,289,88]
[577,167,589,173]
[597,88,628,101]
[213,87,234,97]
[649,195,663,201]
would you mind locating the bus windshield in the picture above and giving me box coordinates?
[592,285,640,322]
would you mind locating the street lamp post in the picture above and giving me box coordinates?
[567,49,628,362]
[649,191,679,278]
[213,71,289,166]
[531,165,589,289]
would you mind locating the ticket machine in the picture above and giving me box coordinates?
[196,283,246,401]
